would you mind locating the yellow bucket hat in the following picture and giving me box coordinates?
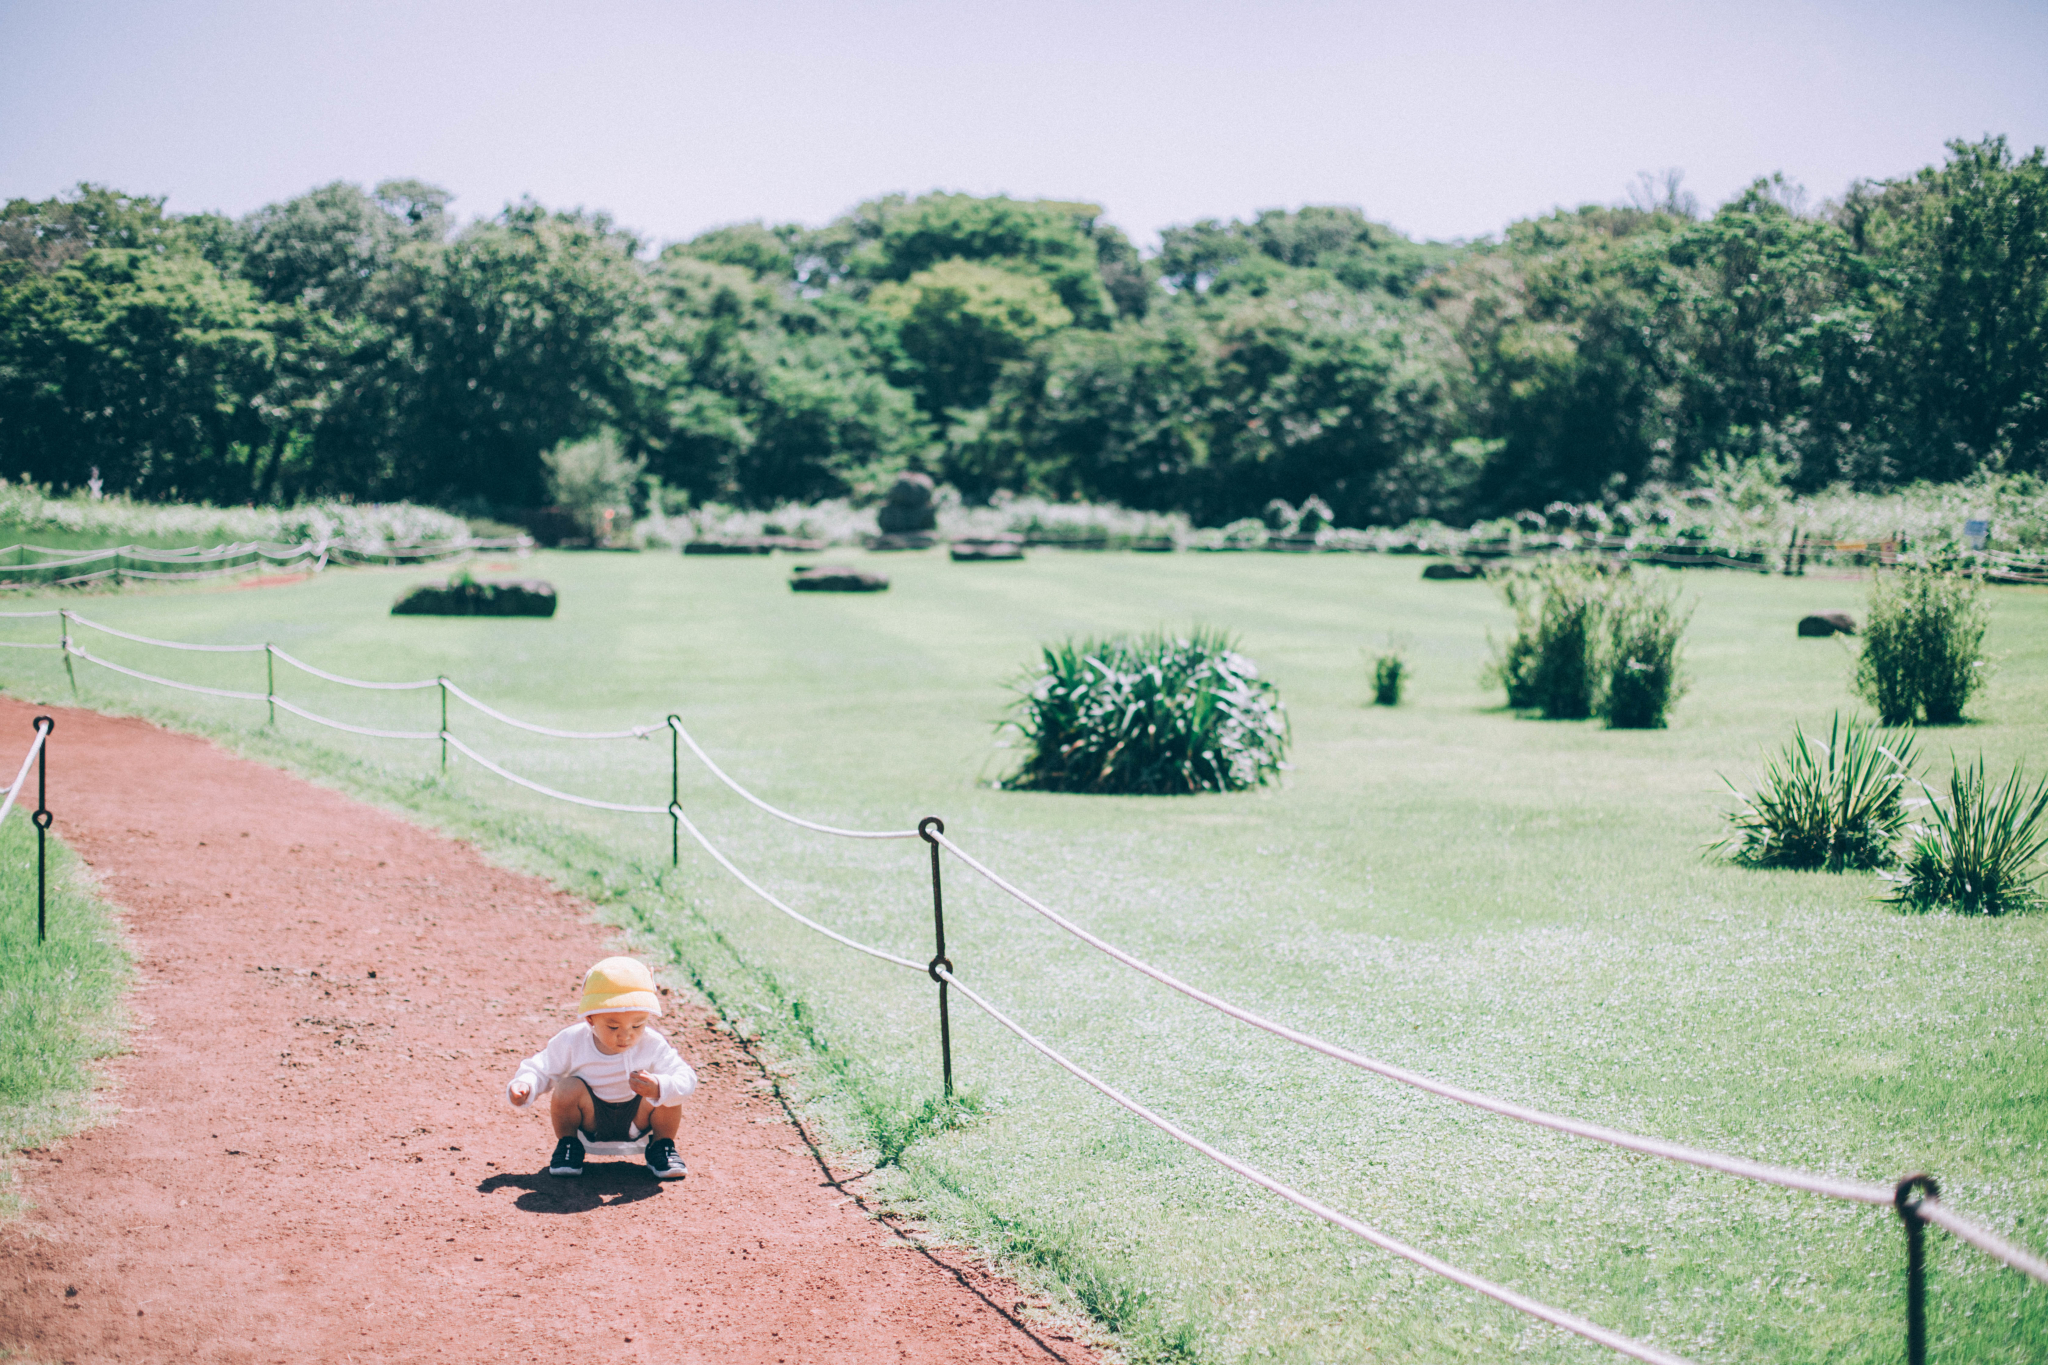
[577,956,664,1018]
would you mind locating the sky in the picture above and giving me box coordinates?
[3,0,2044,249]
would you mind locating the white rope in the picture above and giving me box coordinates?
[0,723,51,830]
[66,644,268,701]
[0,610,61,618]
[64,612,269,653]
[1918,1199,2048,1286]
[672,801,926,972]
[268,647,440,691]
[669,717,920,840]
[270,697,441,741]
[928,829,1896,1207]
[0,641,61,649]
[937,967,1697,1365]
[441,734,668,814]
[443,680,662,740]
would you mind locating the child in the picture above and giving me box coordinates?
[507,956,696,1179]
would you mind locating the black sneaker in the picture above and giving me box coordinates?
[548,1134,585,1177]
[645,1137,687,1180]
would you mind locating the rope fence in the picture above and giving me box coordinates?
[4,612,2043,1365]
[0,534,530,590]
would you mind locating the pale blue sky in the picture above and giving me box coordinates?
[3,0,2043,247]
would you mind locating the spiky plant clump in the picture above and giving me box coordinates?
[1371,652,1406,706]
[1714,716,1920,871]
[1003,628,1289,794]
[1488,561,1608,718]
[1602,574,1692,729]
[1884,758,2048,915]
[1857,567,1993,724]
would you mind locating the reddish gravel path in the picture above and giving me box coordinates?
[0,699,1099,1365]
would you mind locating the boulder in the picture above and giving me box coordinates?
[877,472,939,534]
[950,536,1025,562]
[392,578,557,617]
[1422,561,1484,580]
[1798,611,1857,637]
[790,564,889,593]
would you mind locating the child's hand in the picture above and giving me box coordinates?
[628,1070,660,1100]
[509,1083,531,1105]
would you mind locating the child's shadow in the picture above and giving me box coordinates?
[478,1164,667,1213]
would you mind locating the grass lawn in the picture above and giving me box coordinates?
[1,549,2043,1364]
[0,784,130,1217]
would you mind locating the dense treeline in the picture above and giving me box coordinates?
[1,137,2042,524]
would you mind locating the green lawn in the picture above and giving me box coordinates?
[2,550,2044,1364]
[0,782,130,1216]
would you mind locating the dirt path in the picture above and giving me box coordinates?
[0,699,1099,1365]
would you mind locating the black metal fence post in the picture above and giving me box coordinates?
[918,816,953,1096]
[438,678,449,771]
[31,716,52,944]
[265,645,276,726]
[667,716,682,868]
[1896,1174,1938,1365]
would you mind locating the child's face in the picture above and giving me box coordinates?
[586,1009,653,1054]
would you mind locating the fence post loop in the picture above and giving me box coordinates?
[31,715,52,944]
[1896,1173,1939,1365]
[668,716,683,867]
[918,816,953,1096]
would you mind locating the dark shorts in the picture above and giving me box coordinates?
[579,1087,646,1142]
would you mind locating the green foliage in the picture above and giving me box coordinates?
[1885,757,2048,915]
[871,258,1074,417]
[1488,561,1607,717]
[1488,562,1692,726]
[1856,567,1992,724]
[1370,642,1406,706]
[1003,628,1288,794]
[1714,716,1919,870]
[1602,573,1691,728]
[4,136,2047,524]
[542,430,644,536]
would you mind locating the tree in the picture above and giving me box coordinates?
[871,259,1073,418]
[1846,137,2048,479]
[370,202,652,506]
[241,179,447,317]
[0,245,337,501]
[643,256,926,504]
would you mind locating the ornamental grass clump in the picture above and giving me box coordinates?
[1883,758,2048,915]
[1003,628,1288,794]
[1857,567,1993,724]
[1714,715,1919,871]
[1371,651,1406,706]
[1487,562,1609,719]
[1602,575,1692,729]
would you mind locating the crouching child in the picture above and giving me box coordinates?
[507,956,696,1180]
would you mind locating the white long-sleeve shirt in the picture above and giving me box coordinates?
[507,1022,698,1110]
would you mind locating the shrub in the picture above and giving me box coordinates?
[1371,650,1406,706]
[1003,628,1289,794]
[1602,575,1692,729]
[1714,715,1919,871]
[1488,562,1608,718]
[1883,758,2048,915]
[1856,567,1992,724]
[392,572,557,617]
[543,430,645,541]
